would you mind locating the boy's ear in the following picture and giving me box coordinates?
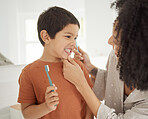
[40,30,51,44]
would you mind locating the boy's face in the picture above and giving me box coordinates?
[46,24,79,61]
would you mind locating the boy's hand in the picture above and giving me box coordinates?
[74,46,94,72]
[45,85,59,111]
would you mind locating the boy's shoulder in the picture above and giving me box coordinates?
[22,60,41,73]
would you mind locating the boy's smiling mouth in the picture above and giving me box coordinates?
[64,48,72,55]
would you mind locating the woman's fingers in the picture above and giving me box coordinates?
[67,56,78,66]
[73,47,86,61]
[63,59,71,67]
[74,55,84,60]
[78,46,85,54]
[73,49,83,59]
[63,56,78,66]
[73,49,82,55]
[73,47,85,56]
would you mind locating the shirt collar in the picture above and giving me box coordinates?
[124,89,148,103]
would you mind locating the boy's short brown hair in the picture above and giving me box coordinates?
[37,6,80,46]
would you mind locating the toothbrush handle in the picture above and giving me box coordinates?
[76,41,80,52]
[45,65,57,106]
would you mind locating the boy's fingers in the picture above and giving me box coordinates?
[45,91,58,97]
[46,96,59,103]
[46,86,57,94]
[50,101,59,107]
[45,101,59,110]
[46,91,58,98]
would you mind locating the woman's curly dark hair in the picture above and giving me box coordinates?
[113,0,148,91]
[111,0,128,11]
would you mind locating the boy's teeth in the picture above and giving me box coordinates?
[65,49,71,53]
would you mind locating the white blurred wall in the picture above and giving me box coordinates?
[85,0,116,57]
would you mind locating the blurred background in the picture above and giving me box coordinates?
[0,0,117,118]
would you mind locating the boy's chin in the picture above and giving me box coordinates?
[62,55,71,60]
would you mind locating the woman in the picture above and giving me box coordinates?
[63,0,148,118]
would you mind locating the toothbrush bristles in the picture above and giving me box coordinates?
[46,65,49,72]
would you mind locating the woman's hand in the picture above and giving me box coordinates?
[74,46,94,72]
[63,56,87,88]
[63,56,101,117]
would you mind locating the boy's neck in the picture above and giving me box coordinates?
[40,49,62,63]
[39,57,62,62]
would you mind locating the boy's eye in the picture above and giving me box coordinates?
[65,36,71,38]
[74,37,77,40]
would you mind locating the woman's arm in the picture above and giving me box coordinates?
[63,57,148,119]
[63,57,101,117]
[77,79,101,117]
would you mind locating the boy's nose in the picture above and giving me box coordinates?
[71,39,76,44]
[70,41,75,46]
[69,41,76,49]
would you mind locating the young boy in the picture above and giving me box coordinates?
[18,6,93,119]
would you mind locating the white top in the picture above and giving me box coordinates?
[93,50,148,119]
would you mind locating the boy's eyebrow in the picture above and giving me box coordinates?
[64,32,73,35]
[64,32,78,37]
